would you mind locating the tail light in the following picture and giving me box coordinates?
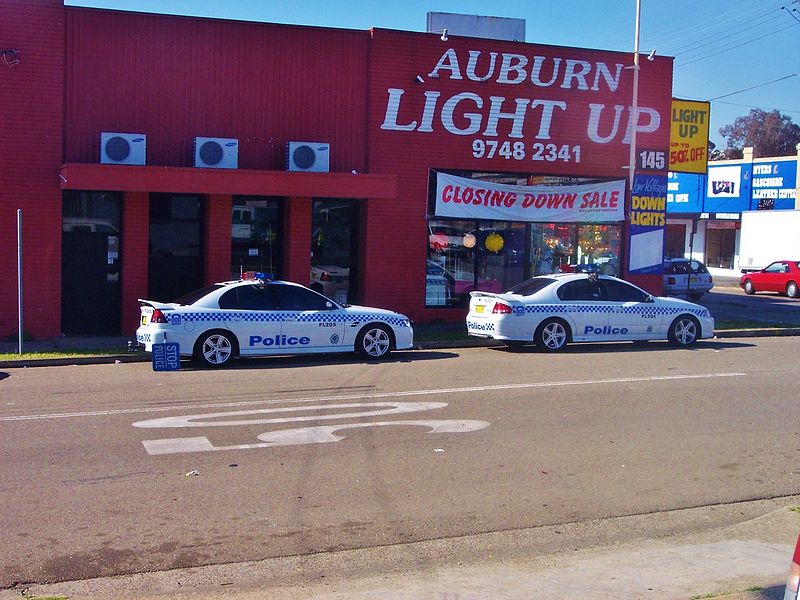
[320,271,332,282]
[492,302,513,314]
[667,277,677,285]
[150,309,169,323]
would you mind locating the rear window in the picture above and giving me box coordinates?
[664,262,689,275]
[506,277,556,296]
[172,284,225,306]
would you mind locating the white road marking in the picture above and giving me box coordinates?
[142,420,491,455]
[0,372,746,423]
[132,401,447,428]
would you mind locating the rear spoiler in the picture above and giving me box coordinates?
[469,291,504,299]
[138,299,177,310]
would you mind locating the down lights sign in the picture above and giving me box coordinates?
[369,30,673,176]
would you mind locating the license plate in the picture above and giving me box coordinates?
[475,305,484,313]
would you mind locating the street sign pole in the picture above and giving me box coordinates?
[17,209,23,354]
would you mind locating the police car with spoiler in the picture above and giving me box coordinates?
[136,273,413,367]
[466,272,714,351]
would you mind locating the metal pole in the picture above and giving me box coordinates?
[17,209,23,354]
[628,0,642,192]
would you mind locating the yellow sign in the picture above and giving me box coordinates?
[669,99,710,174]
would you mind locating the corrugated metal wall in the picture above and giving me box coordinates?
[64,8,369,173]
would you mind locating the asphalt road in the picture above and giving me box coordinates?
[1,335,799,590]
[694,286,800,327]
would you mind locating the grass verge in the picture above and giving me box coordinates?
[0,349,127,361]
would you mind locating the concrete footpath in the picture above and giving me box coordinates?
[8,497,800,600]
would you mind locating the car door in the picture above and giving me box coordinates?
[555,278,610,340]
[272,283,345,353]
[760,262,788,292]
[601,278,658,339]
[218,284,283,356]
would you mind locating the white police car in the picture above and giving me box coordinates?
[136,274,413,367]
[466,273,714,351]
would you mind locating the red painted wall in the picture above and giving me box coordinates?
[0,0,64,338]
[63,8,370,173]
[364,29,673,318]
[121,192,149,335]
[205,194,233,285]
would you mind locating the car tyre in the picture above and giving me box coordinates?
[787,281,799,298]
[744,279,756,295]
[667,315,700,347]
[535,318,569,352]
[688,292,703,301]
[194,330,237,367]
[356,324,393,359]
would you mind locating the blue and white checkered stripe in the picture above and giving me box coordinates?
[519,304,710,318]
[168,311,411,328]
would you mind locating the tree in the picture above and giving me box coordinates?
[718,109,800,158]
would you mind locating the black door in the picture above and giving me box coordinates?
[149,194,204,302]
[61,192,122,335]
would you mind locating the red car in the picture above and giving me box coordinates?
[740,260,800,298]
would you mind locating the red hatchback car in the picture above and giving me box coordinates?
[740,260,800,298]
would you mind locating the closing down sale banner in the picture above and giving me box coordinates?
[434,172,626,222]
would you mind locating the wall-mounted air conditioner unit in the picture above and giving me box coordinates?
[287,141,330,173]
[100,132,146,165]
[193,137,239,169]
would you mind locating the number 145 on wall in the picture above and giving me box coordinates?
[638,149,666,171]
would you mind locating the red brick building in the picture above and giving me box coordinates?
[0,1,673,339]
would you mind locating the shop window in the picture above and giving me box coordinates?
[311,199,358,304]
[231,197,281,279]
[530,223,621,276]
[575,224,621,275]
[426,220,527,307]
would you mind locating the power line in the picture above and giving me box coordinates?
[642,0,789,50]
[671,12,785,57]
[713,100,800,115]
[708,73,798,100]
[676,21,799,67]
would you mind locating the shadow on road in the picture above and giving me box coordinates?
[179,349,460,371]
[489,339,756,355]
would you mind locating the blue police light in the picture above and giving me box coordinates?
[242,271,271,281]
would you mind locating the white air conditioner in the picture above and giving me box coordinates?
[287,141,330,173]
[100,132,146,165]
[193,137,239,169]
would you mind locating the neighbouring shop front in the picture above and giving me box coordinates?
[666,152,798,275]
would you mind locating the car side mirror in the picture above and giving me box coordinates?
[646,294,656,303]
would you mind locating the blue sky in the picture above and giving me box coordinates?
[65,0,800,150]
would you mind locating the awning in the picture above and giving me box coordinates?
[59,163,397,199]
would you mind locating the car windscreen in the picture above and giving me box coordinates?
[172,284,225,306]
[505,277,556,296]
